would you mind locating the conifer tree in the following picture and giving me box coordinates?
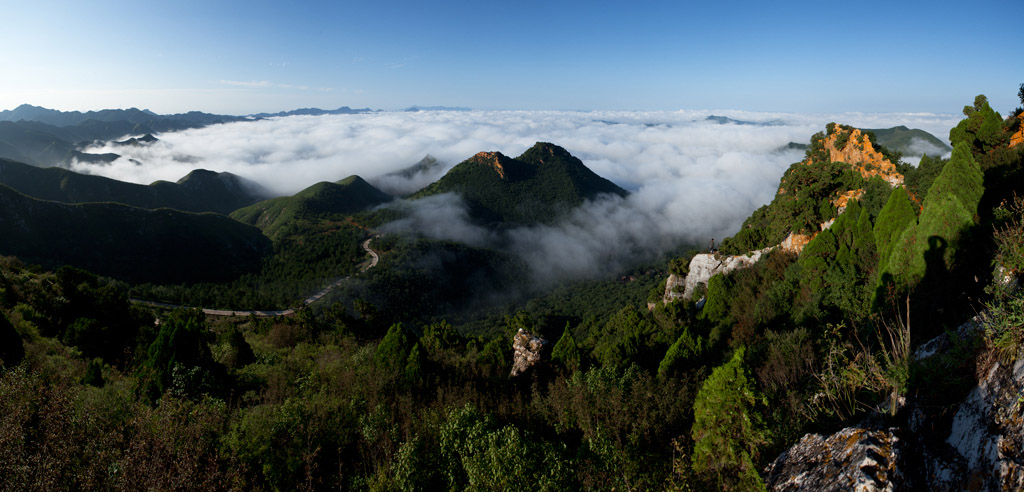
[691,348,768,491]
[550,323,580,373]
[375,322,412,374]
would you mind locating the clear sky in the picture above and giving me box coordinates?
[1,0,1021,115]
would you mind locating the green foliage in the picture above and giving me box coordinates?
[376,323,413,374]
[551,323,581,373]
[864,125,951,157]
[591,304,668,370]
[904,154,947,202]
[0,184,272,284]
[950,94,1005,157]
[659,327,705,377]
[690,348,768,491]
[439,404,571,491]
[132,220,365,311]
[873,187,917,274]
[992,195,1024,280]
[404,342,424,384]
[924,142,984,218]
[140,309,220,402]
[81,358,104,387]
[231,175,391,240]
[410,142,627,226]
[879,143,984,300]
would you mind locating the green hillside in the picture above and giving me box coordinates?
[865,125,951,156]
[0,158,269,214]
[410,142,627,226]
[0,184,271,284]
[231,175,392,239]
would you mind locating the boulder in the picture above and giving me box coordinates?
[765,426,903,492]
[510,328,549,377]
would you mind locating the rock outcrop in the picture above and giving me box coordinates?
[765,427,903,491]
[1010,114,1024,148]
[811,126,904,187]
[669,249,770,301]
[510,328,549,377]
[767,314,1024,491]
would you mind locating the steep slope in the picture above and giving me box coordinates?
[231,175,392,239]
[721,123,904,256]
[0,184,271,284]
[410,142,627,226]
[0,158,270,214]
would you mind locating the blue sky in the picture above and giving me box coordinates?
[2,0,1021,115]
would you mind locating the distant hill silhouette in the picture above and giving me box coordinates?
[0,158,270,214]
[0,104,244,129]
[410,142,627,226]
[0,183,271,284]
[248,107,376,118]
[864,125,951,156]
[231,175,393,239]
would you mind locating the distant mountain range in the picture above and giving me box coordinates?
[0,158,270,215]
[248,107,377,118]
[410,142,627,227]
[403,106,471,112]
[777,125,952,157]
[704,115,786,126]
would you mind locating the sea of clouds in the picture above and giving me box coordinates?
[75,110,961,284]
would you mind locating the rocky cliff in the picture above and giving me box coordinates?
[665,248,771,302]
[1011,114,1024,148]
[766,315,1024,491]
[811,126,904,187]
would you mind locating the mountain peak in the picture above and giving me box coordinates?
[470,151,510,179]
[808,123,904,187]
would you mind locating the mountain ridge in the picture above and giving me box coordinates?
[409,142,627,226]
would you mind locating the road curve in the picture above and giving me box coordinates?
[132,234,381,317]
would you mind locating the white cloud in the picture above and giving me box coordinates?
[72,109,962,283]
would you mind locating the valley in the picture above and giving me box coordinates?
[1,91,1023,491]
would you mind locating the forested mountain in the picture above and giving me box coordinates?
[864,125,952,156]
[0,158,270,214]
[2,90,1024,491]
[410,142,627,226]
[0,184,271,283]
[231,175,392,239]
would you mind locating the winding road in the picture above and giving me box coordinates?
[132,234,381,317]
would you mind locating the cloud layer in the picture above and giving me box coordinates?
[74,109,961,284]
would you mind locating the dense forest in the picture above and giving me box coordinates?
[2,89,1024,491]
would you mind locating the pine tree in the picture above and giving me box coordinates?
[873,186,917,270]
[550,323,580,373]
[691,348,768,491]
[375,322,412,374]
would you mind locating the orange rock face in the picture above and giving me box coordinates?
[832,189,865,211]
[472,151,507,179]
[807,127,905,187]
[780,232,816,255]
[1011,115,1024,148]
